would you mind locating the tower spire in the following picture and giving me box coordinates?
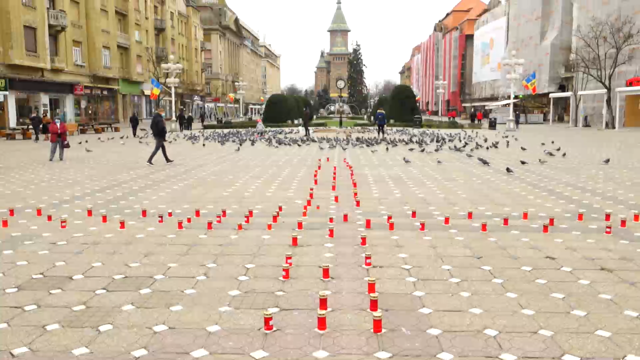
[328,0,350,32]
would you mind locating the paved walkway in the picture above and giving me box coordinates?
[0,125,639,360]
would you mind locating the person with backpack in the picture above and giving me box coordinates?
[147,108,174,166]
[375,109,387,137]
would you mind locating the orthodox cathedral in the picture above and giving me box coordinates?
[314,0,351,98]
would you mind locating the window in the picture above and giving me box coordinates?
[47,0,54,9]
[70,0,80,22]
[73,41,83,64]
[205,84,211,94]
[24,26,37,53]
[170,12,174,28]
[101,10,109,30]
[195,48,198,62]
[119,51,125,71]
[136,55,143,73]
[22,0,35,7]
[154,5,158,17]
[135,30,141,42]
[49,35,58,57]
[134,0,139,10]
[146,30,149,44]
[118,18,124,33]
[102,47,111,68]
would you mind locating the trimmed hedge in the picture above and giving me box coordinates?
[389,85,419,123]
[263,94,289,124]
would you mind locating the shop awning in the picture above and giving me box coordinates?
[119,79,142,95]
[461,101,496,107]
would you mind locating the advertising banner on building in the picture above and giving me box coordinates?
[473,17,507,83]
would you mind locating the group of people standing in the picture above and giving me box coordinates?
[469,108,491,124]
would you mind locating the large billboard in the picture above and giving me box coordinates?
[473,17,507,83]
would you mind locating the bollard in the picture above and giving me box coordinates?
[8,208,15,217]
[444,215,451,226]
[177,219,184,230]
[319,291,328,311]
[468,210,473,220]
[216,214,222,224]
[281,264,290,280]
[60,217,68,230]
[102,212,108,224]
[633,210,639,223]
[372,312,383,334]
[141,208,147,218]
[503,216,509,227]
[47,214,52,222]
[543,223,549,234]
[263,310,274,332]
[605,210,612,222]
[549,216,555,227]
[620,216,627,228]
[364,252,372,268]
[368,277,376,294]
[273,212,278,224]
[366,219,372,229]
[244,213,250,224]
[36,207,42,217]
[195,208,201,218]
[267,222,273,231]
[321,264,330,280]
[297,219,304,231]
[186,216,192,224]
[419,221,426,232]
[317,310,327,332]
[522,210,529,221]
[168,210,173,218]
[388,220,395,231]
[237,223,243,231]
[119,219,126,230]
[369,293,379,312]
[222,209,227,218]
[355,197,361,208]
[207,220,213,231]
[481,222,488,233]
[285,253,293,266]
[328,226,334,238]
[411,209,417,219]
[158,214,164,224]
[577,210,584,222]
[329,216,334,224]
[88,206,94,217]
[1,217,7,228]
[605,223,612,235]
[360,234,367,247]
[387,214,393,224]
[291,233,299,247]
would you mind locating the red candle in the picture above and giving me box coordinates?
[368,277,376,294]
[332,182,336,191]
[388,220,395,231]
[278,204,283,213]
[605,223,612,235]
[186,216,192,224]
[420,221,426,232]
[285,253,292,266]
[267,222,272,231]
[522,210,529,221]
[481,222,488,232]
[314,179,318,186]
[281,264,290,280]
[326,157,329,162]
[207,220,213,231]
[60,218,67,229]
[411,209,416,219]
[328,226,334,238]
[237,223,243,231]
[366,219,372,229]
[444,215,451,226]
[263,311,274,332]
[577,210,584,222]
[167,210,173,218]
[369,293,379,312]
[302,210,308,218]
[248,209,254,218]
[620,216,627,228]
[329,216,334,224]
[244,214,250,224]
[87,206,93,217]
[364,253,372,268]
[177,219,184,230]
[543,223,549,234]
[387,214,393,224]
[633,210,639,223]
[291,233,298,247]
[355,198,361,208]
[36,207,42,217]
[360,234,367,247]
[343,212,349,222]
[309,191,314,200]
[195,208,201,218]
[273,212,279,224]
[216,214,222,224]
[467,210,473,220]
[158,214,163,224]
[317,310,327,332]
[102,213,108,223]
[319,291,328,311]
[119,220,126,230]
[334,195,339,203]
[605,211,611,222]
[353,189,358,199]
[297,219,303,230]
[47,214,52,222]
[321,264,330,280]
[1,217,8,228]
[372,312,383,334]
[503,216,509,227]
[141,208,147,218]
[549,216,555,227]
[8,208,15,217]
[307,198,312,207]
[222,209,227,218]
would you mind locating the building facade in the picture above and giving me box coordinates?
[198,0,280,117]
[399,61,411,86]
[315,0,350,98]
[0,0,206,130]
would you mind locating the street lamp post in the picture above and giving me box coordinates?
[503,50,525,131]
[161,55,183,130]
[336,78,346,128]
[435,77,447,122]
[235,79,247,120]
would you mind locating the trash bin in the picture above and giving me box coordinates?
[488,118,497,130]
[413,114,423,128]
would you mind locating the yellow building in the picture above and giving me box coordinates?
[198,0,280,119]
[400,61,411,86]
[0,0,205,130]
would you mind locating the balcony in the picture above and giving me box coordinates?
[117,32,130,48]
[134,9,141,23]
[48,10,68,33]
[50,56,66,70]
[154,18,166,32]
[155,47,168,60]
[201,41,211,50]
[115,0,128,14]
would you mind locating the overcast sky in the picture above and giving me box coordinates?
[226,0,489,91]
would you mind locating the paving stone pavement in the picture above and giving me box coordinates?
[0,125,639,360]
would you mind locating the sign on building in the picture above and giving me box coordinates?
[473,17,507,83]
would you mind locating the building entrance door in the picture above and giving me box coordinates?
[625,95,640,127]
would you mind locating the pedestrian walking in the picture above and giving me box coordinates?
[515,111,521,129]
[42,110,51,141]
[130,112,139,137]
[30,110,42,142]
[186,113,194,131]
[48,118,67,161]
[177,110,186,132]
[200,112,205,128]
[375,109,387,137]
[147,108,173,166]
[470,109,477,124]
[303,106,311,137]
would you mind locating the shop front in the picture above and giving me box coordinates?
[74,85,119,124]
[0,79,8,130]
[183,95,204,118]
[119,79,144,122]
[7,79,75,127]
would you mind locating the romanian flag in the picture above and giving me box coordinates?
[150,78,162,100]
[522,72,537,95]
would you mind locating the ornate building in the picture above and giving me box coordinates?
[314,0,350,98]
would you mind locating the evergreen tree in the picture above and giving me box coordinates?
[347,42,368,115]
[316,85,331,114]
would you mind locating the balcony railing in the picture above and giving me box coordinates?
[155,47,168,59]
[50,56,66,70]
[117,32,130,48]
[154,18,166,31]
[115,0,128,14]
[48,10,68,32]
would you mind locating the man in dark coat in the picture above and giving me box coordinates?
[177,110,186,132]
[129,112,139,137]
[30,110,42,143]
[200,112,205,128]
[515,111,521,129]
[470,109,477,124]
[303,107,311,137]
[186,113,194,131]
[147,108,173,166]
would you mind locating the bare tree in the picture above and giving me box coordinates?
[369,81,382,99]
[146,47,170,107]
[569,56,590,127]
[572,15,640,129]
[283,84,303,96]
[381,80,397,97]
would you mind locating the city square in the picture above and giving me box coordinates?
[1,124,639,360]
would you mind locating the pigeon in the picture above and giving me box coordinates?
[602,158,610,165]
[555,147,561,152]
[77,141,83,145]
[437,159,443,165]
[466,153,474,158]
[520,160,528,165]
[506,167,514,174]
[408,148,415,152]
[85,148,93,153]
[539,159,547,164]
[386,146,389,152]
[541,142,546,146]
[562,152,566,158]
[235,146,240,152]
[403,157,411,164]
[420,148,426,153]
[521,146,527,151]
